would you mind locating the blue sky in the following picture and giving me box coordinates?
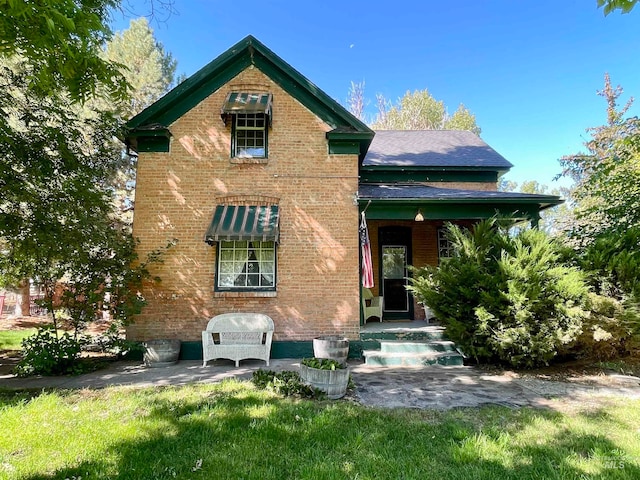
[111,0,639,189]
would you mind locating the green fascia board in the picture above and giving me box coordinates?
[358,198,561,220]
[361,165,508,172]
[126,35,373,154]
[327,130,374,158]
[361,202,542,221]
[360,169,499,183]
[125,128,171,138]
[136,136,170,153]
[122,126,172,152]
[127,54,252,130]
[360,165,508,183]
[358,196,562,207]
[328,140,361,155]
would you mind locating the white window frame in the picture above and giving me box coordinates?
[216,240,276,291]
[437,228,454,262]
[233,113,267,158]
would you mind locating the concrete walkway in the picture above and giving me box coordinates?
[2,358,640,410]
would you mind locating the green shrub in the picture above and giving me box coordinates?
[577,227,640,302]
[251,369,320,398]
[409,220,590,368]
[300,357,346,370]
[563,294,640,360]
[13,326,86,377]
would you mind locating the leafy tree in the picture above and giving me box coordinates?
[559,73,640,241]
[0,0,124,102]
[0,4,175,367]
[0,0,176,101]
[598,0,638,14]
[95,18,178,222]
[499,180,572,235]
[0,62,171,374]
[372,89,481,135]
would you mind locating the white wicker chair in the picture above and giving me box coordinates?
[362,288,383,323]
[202,313,274,367]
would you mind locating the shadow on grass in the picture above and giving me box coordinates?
[14,384,640,480]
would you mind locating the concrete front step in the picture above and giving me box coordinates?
[362,350,465,367]
[360,326,447,343]
[379,339,458,354]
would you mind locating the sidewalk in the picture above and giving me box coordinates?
[2,358,640,410]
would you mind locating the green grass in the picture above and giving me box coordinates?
[1,382,639,479]
[0,329,36,351]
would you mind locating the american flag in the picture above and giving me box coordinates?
[359,212,374,288]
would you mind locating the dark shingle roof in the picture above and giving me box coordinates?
[359,184,561,208]
[363,130,513,170]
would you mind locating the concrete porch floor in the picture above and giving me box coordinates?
[360,319,441,334]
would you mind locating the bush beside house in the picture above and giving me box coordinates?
[409,219,640,368]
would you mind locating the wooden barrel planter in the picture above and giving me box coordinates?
[300,363,350,399]
[143,339,181,367]
[313,335,349,364]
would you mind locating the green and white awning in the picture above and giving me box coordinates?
[221,92,273,125]
[205,205,280,244]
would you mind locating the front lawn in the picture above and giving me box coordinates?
[0,329,37,351]
[1,382,639,479]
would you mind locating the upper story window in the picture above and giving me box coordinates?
[221,92,272,160]
[234,113,267,158]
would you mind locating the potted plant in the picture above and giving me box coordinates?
[299,357,349,399]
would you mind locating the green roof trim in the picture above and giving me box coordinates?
[123,124,172,153]
[125,35,373,157]
[357,196,561,222]
[361,202,543,221]
[360,168,499,183]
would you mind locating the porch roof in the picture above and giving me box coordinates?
[358,183,563,221]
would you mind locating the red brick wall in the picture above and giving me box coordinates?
[131,66,360,342]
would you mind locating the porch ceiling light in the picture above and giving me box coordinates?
[414,209,424,222]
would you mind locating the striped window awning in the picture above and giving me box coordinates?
[221,92,273,124]
[205,205,280,244]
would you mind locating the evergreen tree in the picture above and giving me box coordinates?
[559,73,640,241]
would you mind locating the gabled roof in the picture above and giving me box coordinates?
[363,130,513,172]
[125,35,373,156]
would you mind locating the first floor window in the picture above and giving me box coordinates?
[217,240,276,290]
[437,228,454,262]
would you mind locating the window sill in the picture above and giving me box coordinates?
[214,291,277,298]
[230,157,268,164]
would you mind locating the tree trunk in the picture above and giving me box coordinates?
[14,279,31,317]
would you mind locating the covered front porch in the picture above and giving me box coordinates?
[358,183,562,325]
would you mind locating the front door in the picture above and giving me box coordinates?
[379,226,413,320]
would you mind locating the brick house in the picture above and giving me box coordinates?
[124,36,560,359]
